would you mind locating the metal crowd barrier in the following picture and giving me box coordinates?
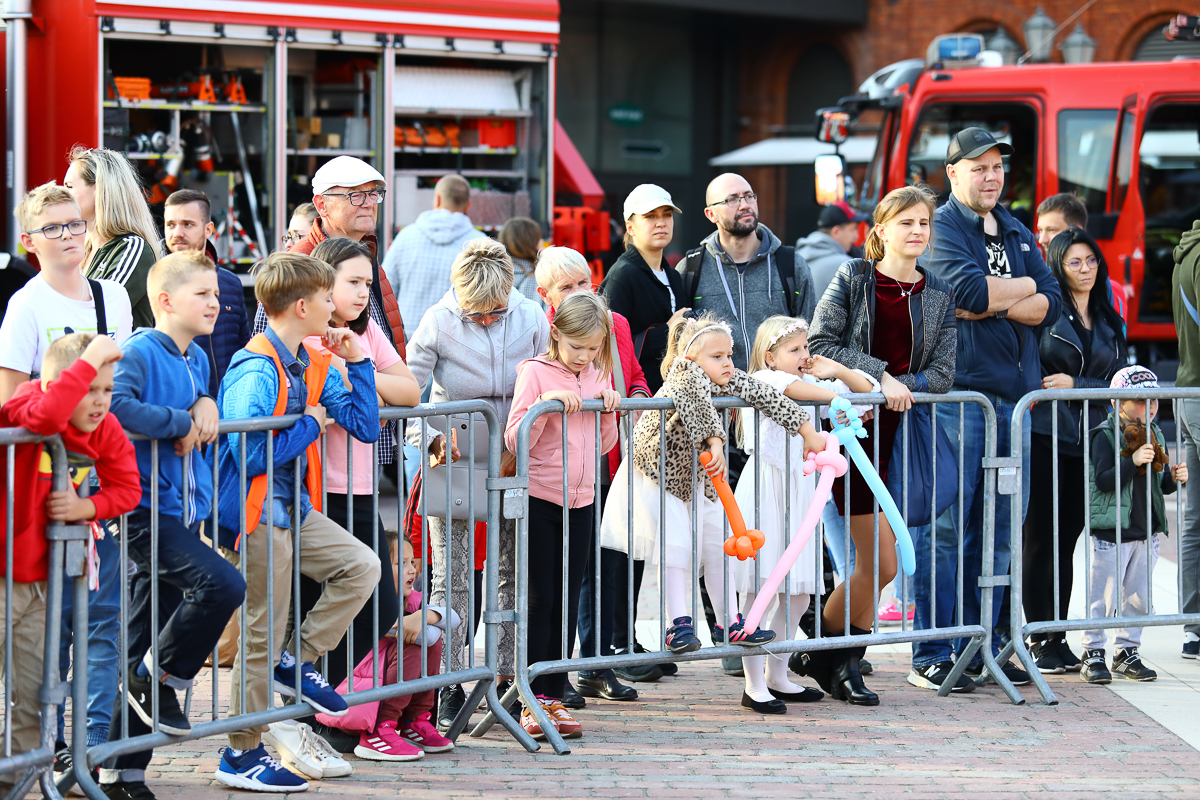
[46,402,528,800]
[0,431,81,800]
[487,391,1015,755]
[1005,387,1200,706]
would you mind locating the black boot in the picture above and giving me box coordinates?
[790,622,838,695]
[830,626,879,706]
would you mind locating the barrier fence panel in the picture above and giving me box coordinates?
[0,431,78,800]
[484,390,1012,755]
[56,401,528,799]
[1006,387,1200,706]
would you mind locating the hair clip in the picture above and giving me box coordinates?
[767,319,809,350]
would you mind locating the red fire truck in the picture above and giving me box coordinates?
[1,0,606,268]
[820,37,1200,361]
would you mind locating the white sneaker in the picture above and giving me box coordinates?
[263,721,335,780]
[301,723,353,778]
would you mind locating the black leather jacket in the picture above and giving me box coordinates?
[1031,306,1124,455]
[809,259,957,393]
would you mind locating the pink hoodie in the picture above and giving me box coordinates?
[505,356,619,508]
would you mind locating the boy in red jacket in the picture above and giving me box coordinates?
[0,333,139,792]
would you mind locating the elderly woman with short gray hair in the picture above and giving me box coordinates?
[405,238,550,729]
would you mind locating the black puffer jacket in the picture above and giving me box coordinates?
[1032,307,1124,456]
[809,259,957,393]
[599,245,685,393]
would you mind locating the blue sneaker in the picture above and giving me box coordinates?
[718,614,776,647]
[665,616,701,654]
[273,653,348,717]
[214,745,309,792]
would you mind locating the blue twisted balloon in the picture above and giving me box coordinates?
[829,397,916,576]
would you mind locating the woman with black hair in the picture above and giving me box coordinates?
[1024,227,1127,674]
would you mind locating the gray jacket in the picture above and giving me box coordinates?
[796,230,851,300]
[681,225,816,372]
[405,286,551,450]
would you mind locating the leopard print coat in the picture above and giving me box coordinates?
[632,358,809,504]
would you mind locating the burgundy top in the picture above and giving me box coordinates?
[872,271,924,376]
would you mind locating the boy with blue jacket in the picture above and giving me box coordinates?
[214,251,381,793]
[103,251,247,800]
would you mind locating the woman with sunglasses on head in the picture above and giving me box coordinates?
[404,238,551,731]
[1023,227,1126,675]
[65,146,164,329]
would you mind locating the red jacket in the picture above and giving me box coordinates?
[547,306,649,478]
[0,362,141,582]
[291,219,407,359]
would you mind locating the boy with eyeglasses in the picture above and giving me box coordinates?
[0,183,134,403]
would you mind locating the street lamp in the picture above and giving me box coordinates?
[1022,6,1056,62]
[988,29,1022,65]
[1060,24,1097,64]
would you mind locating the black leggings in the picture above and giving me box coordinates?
[526,496,593,699]
[1022,434,1087,638]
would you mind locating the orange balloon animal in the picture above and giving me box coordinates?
[699,452,766,560]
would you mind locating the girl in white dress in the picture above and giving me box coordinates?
[734,316,878,713]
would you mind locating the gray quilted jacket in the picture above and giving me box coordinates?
[809,259,957,394]
[633,358,808,503]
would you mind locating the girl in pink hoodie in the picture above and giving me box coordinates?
[504,292,620,741]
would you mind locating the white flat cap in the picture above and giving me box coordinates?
[622,184,681,220]
[312,156,387,195]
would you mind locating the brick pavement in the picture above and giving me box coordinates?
[92,649,1200,799]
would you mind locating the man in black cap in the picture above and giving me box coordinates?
[796,201,869,299]
[908,127,1062,693]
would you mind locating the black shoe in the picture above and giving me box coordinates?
[577,672,638,701]
[790,648,837,695]
[1112,647,1157,682]
[634,642,677,676]
[830,641,878,706]
[858,657,873,676]
[906,661,976,693]
[1031,639,1066,674]
[965,659,1031,687]
[437,684,466,732]
[494,679,524,716]
[102,781,157,800]
[721,657,744,677]
[126,669,190,736]
[312,720,358,754]
[53,742,71,779]
[1184,636,1200,659]
[740,691,787,714]
[612,651,665,683]
[1055,636,1082,672]
[1080,649,1112,684]
[768,686,823,703]
[561,681,586,710]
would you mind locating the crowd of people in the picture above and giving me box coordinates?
[0,124,1194,798]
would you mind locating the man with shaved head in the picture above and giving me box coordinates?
[678,173,816,372]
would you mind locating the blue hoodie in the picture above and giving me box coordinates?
[110,329,214,525]
[928,194,1062,401]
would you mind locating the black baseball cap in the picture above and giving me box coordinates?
[946,127,1014,165]
[818,201,870,228]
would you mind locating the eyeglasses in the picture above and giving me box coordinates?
[1064,256,1099,271]
[281,232,303,246]
[322,189,387,207]
[707,192,757,209]
[26,219,87,239]
[463,306,510,322]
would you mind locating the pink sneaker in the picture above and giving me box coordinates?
[878,599,914,622]
[353,721,424,762]
[401,714,455,753]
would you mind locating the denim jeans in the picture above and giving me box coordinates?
[821,497,854,583]
[1179,399,1200,638]
[58,529,121,746]
[912,393,1030,669]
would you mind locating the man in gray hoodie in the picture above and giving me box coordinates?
[679,173,817,372]
[383,174,489,340]
[796,201,868,300]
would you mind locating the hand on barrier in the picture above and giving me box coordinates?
[699,452,766,561]
[741,430,846,633]
[829,397,916,577]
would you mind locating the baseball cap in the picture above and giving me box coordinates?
[311,156,387,195]
[945,127,1015,165]
[1110,365,1159,391]
[818,201,870,228]
[623,184,682,220]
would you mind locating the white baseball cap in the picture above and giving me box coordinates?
[623,184,682,220]
[311,156,387,196]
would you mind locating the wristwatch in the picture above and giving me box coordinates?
[994,309,1008,320]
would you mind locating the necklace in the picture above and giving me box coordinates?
[896,278,918,298]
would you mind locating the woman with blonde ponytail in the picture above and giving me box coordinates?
[802,185,958,703]
[65,146,164,328]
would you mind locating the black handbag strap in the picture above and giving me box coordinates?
[88,279,108,338]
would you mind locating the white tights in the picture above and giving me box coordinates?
[739,592,811,702]
[665,565,738,631]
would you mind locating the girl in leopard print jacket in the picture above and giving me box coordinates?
[599,314,816,653]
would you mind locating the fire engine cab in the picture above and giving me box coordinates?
[819,34,1200,362]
